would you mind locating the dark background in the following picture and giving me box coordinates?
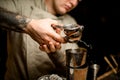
[0,0,120,79]
[0,29,7,80]
[69,0,120,55]
[69,0,120,78]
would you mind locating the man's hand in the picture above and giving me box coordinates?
[39,42,61,53]
[24,18,64,52]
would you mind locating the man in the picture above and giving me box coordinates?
[0,0,80,80]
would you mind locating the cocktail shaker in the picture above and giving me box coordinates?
[66,48,88,80]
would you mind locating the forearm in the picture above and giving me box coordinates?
[0,7,31,32]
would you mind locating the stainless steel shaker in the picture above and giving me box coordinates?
[66,48,88,80]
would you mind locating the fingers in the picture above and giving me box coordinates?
[55,42,61,50]
[39,42,61,53]
[48,21,64,43]
[48,29,64,43]
[42,45,50,53]
[51,24,64,34]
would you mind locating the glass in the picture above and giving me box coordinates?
[56,24,84,43]
[66,48,88,80]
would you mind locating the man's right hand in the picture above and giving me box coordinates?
[24,18,64,51]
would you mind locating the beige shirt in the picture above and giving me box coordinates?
[0,0,79,80]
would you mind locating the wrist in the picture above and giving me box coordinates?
[21,18,33,33]
[13,15,32,32]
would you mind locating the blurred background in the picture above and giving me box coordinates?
[0,0,120,80]
[69,0,120,79]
